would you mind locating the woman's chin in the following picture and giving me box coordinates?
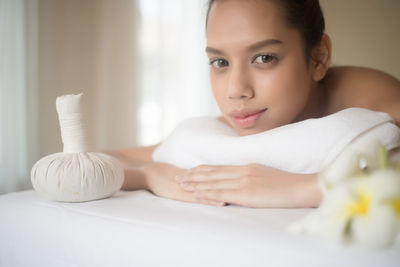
[233,125,271,136]
[220,115,276,136]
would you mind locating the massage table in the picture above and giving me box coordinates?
[2,108,399,266]
[0,189,399,267]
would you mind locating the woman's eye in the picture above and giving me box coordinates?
[210,59,229,69]
[253,54,276,64]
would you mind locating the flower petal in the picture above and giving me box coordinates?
[319,138,383,192]
[351,203,398,247]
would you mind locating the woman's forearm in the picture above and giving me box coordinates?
[176,164,323,208]
[291,173,323,208]
[105,149,324,208]
[122,166,150,190]
[104,150,151,191]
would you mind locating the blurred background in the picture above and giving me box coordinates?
[1,0,399,194]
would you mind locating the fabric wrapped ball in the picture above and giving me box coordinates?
[31,152,124,202]
[30,93,124,202]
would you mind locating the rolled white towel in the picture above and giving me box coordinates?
[153,108,400,173]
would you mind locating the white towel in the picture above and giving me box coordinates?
[153,108,400,173]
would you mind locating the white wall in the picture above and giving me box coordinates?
[37,0,138,158]
[35,0,400,157]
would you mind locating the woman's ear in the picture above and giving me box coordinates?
[311,34,332,82]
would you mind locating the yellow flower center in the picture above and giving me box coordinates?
[346,191,371,217]
[390,198,400,216]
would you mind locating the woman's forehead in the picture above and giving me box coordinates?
[206,0,297,50]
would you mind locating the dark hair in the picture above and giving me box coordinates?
[206,0,325,62]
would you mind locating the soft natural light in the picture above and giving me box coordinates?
[0,0,30,193]
[137,0,219,146]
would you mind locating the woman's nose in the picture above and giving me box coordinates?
[227,65,254,100]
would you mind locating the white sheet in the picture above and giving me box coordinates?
[1,190,399,267]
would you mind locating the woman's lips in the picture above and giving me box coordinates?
[229,108,267,128]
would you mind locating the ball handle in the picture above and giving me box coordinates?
[56,93,88,153]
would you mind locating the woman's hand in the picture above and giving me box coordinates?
[143,162,226,207]
[176,164,322,208]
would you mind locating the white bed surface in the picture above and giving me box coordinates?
[0,190,399,267]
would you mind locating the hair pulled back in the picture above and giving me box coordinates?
[206,0,325,60]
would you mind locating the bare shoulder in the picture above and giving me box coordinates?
[324,66,400,125]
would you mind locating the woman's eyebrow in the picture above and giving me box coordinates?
[247,38,283,52]
[205,39,283,55]
[205,46,224,55]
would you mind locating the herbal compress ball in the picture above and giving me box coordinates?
[31,94,124,202]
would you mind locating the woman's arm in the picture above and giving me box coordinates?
[108,146,321,208]
[105,145,227,206]
[116,144,159,164]
[109,145,321,207]
[176,164,323,208]
[105,145,158,190]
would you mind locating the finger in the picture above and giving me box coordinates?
[177,166,243,182]
[196,199,226,207]
[194,189,242,206]
[178,190,226,207]
[175,164,218,182]
[179,178,243,191]
[190,164,231,172]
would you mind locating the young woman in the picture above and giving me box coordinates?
[109,0,400,208]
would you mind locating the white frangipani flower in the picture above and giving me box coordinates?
[289,138,400,248]
[318,138,383,193]
[334,171,399,247]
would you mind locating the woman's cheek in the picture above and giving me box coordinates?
[253,68,287,105]
[256,68,304,124]
[210,73,228,111]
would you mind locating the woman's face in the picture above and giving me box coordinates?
[206,0,317,136]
